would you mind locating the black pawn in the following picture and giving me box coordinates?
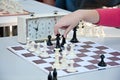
[48,72,52,80]
[53,68,57,80]
[98,54,107,67]
[70,26,79,43]
[47,35,53,46]
[61,35,66,48]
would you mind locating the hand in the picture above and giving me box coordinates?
[54,10,99,38]
[54,10,83,38]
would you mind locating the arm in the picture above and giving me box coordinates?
[96,8,120,27]
[54,8,120,38]
[54,9,99,38]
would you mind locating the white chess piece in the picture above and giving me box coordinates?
[25,37,30,49]
[64,44,68,54]
[67,60,77,72]
[29,41,36,52]
[99,26,105,37]
[53,48,61,69]
[67,43,77,59]
[78,21,84,36]
[60,51,68,69]
[35,43,42,56]
[93,26,99,37]
[40,40,49,58]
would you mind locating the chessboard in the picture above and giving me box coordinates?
[7,39,120,77]
[0,9,29,17]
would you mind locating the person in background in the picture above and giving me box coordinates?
[36,0,55,6]
[36,0,120,11]
[55,0,120,11]
[54,8,120,38]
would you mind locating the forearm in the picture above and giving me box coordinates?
[76,8,120,27]
[73,9,99,24]
[96,8,120,27]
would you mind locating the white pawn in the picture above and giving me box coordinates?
[40,50,49,58]
[35,43,42,56]
[93,26,99,37]
[53,48,61,69]
[67,43,77,59]
[60,52,68,69]
[25,37,30,49]
[64,44,68,54]
[78,21,84,36]
[67,60,77,72]
[29,41,36,52]
[99,26,105,37]
[40,40,49,58]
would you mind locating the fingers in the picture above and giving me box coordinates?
[54,24,60,36]
[54,24,74,38]
[64,25,74,38]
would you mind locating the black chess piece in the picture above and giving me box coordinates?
[70,26,79,43]
[55,34,62,52]
[48,72,52,80]
[53,68,57,80]
[98,54,107,67]
[61,35,66,48]
[47,35,53,46]
[56,34,61,48]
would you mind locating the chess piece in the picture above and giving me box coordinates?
[67,43,77,59]
[67,60,77,72]
[53,68,57,80]
[47,35,53,46]
[53,48,61,69]
[55,34,62,52]
[99,26,105,37]
[40,40,49,58]
[35,43,42,56]
[78,21,84,36]
[70,26,79,43]
[48,72,52,80]
[61,35,66,48]
[55,34,61,48]
[29,41,36,52]
[25,37,31,49]
[98,54,107,67]
[60,51,68,69]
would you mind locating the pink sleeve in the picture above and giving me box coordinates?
[96,8,120,27]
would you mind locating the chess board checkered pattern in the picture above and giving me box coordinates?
[7,40,120,77]
[0,10,29,17]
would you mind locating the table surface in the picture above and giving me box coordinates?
[0,28,120,80]
[0,0,120,80]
